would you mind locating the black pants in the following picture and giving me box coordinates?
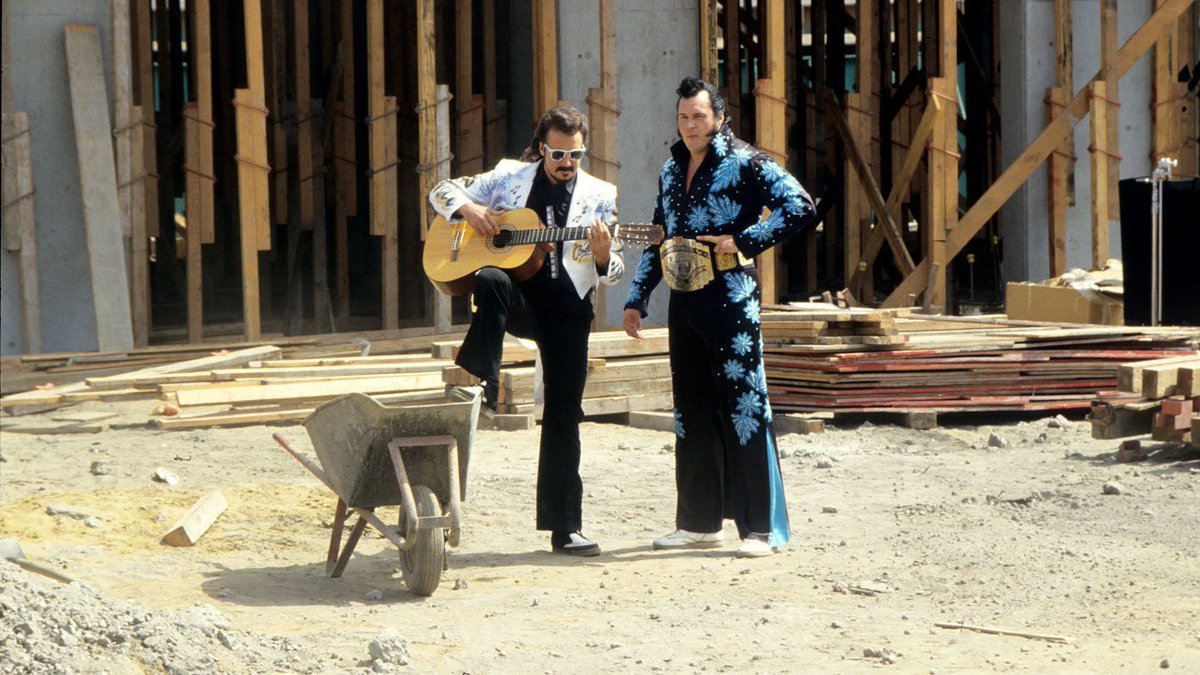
[667,266,790,545]
[455,268,593,533]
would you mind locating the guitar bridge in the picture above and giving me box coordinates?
[449,223,465,262]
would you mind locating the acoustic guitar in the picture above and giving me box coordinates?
[423,208,664,296]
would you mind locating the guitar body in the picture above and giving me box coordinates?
[423,209,548,296]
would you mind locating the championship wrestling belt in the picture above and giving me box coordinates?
[660,237,715,292]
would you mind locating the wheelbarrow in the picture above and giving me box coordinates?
[272,389,480,596]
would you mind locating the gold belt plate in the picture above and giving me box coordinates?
[660,237,715,292]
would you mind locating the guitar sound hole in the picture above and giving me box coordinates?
[491,230,513,249]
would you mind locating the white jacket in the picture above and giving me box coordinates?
[429,159,624,300]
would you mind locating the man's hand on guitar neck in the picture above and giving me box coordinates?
[586,218,612,273]
[457,202,503,237]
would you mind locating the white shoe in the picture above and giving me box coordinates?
[652,529,725,550]
[736,537,775,558]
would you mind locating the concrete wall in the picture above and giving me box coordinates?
[558,0,698,328]
[2,0,114,355]
[999,0,1155,284]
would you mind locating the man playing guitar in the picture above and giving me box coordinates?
[428,105,623,557]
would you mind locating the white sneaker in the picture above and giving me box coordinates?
[736,537,775,558]
[652,529,725,550]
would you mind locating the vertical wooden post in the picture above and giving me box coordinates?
[699,0,719,84]
[295,0,314,232]
[754,0,785,306]
[532,0,558,116]
[1,112,42,353]
[367,0,398,328]
[456,0,484,177]
[184,104,204,342]
[1054,0,1075,206]
[133,0,160,241]
[235,0,271,340]
[333,0,356,319]
[267,0,288,228]
[1152,0,1194,174]
[587,0,619,328]
[1100,0,1120,244]
[1046,87,1069,277]
[414,0,439,330]
[433,84,453,333]
[1089,80,1111,269]
[845,0,875,298]
[483,0,505,165]
[311,98,332,332]
[723,0,741,132]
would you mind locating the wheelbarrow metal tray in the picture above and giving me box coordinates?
[303,392,480,509]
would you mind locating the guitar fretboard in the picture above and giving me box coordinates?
[496,223,653,246]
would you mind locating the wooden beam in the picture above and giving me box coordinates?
[294,0,314,232]
[367,0,385,238]
[65,24,134,351]
[433,84,453,334]
[482,0,504,166]
[755,0,786,306]
[133,0,160,240]
[1046,87,1069,277]
[1,112,41,353]
[825,91,915,276]
[723,0,741,131]
[234,89,263,340]
[699,0,719,84]
[587,0,619,328]
[532,0,558,115]
[311,98,332,332]
[455,0,484,176]
[334,0,356,319]
[881,0,1197,308]
[849,96,939,292]
[1100,0,1120,240]
[414,0,437,331]
[161,490,227,546]
[184,104,204,342]
[1054,0,1076,208]
[111,0,149,347]
[1088,79,1111,269]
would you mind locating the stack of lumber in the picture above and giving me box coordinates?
[761,307,908,349]
[1091,354,1200,443]
[437,329,674,416]
[0,328,471,430]
[763,308,1199,414]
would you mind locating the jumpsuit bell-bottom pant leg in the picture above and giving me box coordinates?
[454,267,592,533]
[666,268,790,544]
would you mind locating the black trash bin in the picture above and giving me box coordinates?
[1117,176,1200,327]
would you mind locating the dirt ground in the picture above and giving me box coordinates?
[1,398,1198,673]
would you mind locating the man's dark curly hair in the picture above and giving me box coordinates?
[676,76,728,126]
[520,105,590,162]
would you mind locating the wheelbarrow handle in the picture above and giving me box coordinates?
[273,433,336,493]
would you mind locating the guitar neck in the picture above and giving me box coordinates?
[503,223,619,246]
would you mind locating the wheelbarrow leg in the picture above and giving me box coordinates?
[327,498,349,576]
[331,514,369,578]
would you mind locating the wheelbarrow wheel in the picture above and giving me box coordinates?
[400,484,444,596]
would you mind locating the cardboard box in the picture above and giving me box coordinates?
[1005,282,1124,325]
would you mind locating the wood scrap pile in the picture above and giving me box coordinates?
[437,329,674,417]
[0,328,468,430]
[1090,354,1200,444]
[762,308,1199,414]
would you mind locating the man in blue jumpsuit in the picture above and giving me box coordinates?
[622,78,817,558]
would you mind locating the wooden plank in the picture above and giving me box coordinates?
[698,0,718,84]
[1088,79,1110,269]
[723,0,741,131]
[174,371,446,407]
[586,0,618,328]
[111,0,149,347]
[432,86,453,333]
[482,0,503,165]
[84,345,284,389]
[65,24,135,352]
[333,0,356,320]
[1142,359,1200,399]
[1,112,41,353]
[161,490,228,546]
[881,0,1196,308]
[193,0,215,244]
[531,0,558,115]
[244,0,271,251]
[311,98,333,332]
[133,0,159,240]
[382,94,400,330]
[366,0,384,235]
